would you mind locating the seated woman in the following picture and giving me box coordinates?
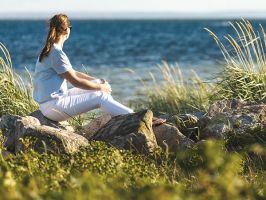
[33,14,165,125]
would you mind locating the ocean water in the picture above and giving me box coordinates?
[0,19,266,102]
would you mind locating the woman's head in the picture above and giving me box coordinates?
[39,14,71,62]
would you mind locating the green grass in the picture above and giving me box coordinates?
[0,42,38,117]
[205,19,266,102]
[0,134,265,199]
[130,61,214,115]
[132,19,266,116]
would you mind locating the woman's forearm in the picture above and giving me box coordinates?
[75,71,98,81]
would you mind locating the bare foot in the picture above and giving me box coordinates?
[152,117,167,127]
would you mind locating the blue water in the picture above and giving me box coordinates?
[1,19,266,101]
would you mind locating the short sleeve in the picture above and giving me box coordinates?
[51,49,73,74]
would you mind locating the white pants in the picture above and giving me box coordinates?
[39,80,134,122]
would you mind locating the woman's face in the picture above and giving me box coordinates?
[65,27,71,40]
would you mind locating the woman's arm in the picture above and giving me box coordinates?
[75,70,97,81]
[60,69,112,93]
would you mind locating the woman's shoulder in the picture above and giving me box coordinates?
[50,46,68,58]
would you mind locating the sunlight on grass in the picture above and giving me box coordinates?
[130,61,214,115]
[205,19,266,102]
[0,42,38,117]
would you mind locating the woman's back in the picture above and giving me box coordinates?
[33,43,72,103]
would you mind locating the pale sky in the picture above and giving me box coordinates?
[0,0,266,19]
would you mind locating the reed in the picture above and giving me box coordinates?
[205,19,266,102]
[0,43,38,117]
[139,61,213,115]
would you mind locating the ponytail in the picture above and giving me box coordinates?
[39,26,57,62]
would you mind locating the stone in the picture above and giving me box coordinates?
[30,110,74,132]
[199,99,266,139]
[153,123,194,152]
[158,113,204,141]
[0,114,89,154]
[80,113,112,139]
[91,109,158,154]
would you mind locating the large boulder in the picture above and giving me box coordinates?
[0,114,89,154]
[91,109,158,154]
[199,99,266,139]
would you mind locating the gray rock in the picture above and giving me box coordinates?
[153,123,194,152]
[0,114,88,154]
[199,99,266,139]
[158,113,202,141]
[91,109,158,154]
[30,110,74,132]
[80,113,112,139]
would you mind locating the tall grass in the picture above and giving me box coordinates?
[137,61,213,115]
[205,19,266,102]
[0,43,38,117]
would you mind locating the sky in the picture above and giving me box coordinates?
[0,0,266,19]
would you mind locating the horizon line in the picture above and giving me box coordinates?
[0,11,266,20]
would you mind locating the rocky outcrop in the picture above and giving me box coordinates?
[1,109,195,155]
[0,115,88,154]
[3,99,261,155]
[91,110,158,154]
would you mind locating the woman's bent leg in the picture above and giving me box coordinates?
[40,91,134,121]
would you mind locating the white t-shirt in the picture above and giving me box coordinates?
[33,43,73,103]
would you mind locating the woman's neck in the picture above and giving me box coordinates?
[54,36,65,49]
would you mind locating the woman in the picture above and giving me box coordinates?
[33,14,165,125]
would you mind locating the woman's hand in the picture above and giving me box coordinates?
[100,82,112,94]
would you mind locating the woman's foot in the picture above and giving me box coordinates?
[152,117,167,127]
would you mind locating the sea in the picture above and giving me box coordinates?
[0,19,266,102]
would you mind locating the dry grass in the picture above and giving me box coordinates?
[139,61,213,115]
[0,42,38,117]
[205,19,266,102]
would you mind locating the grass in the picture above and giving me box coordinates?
[205,19,266,102]
[0,134,265,199]
[0,42,38,117]
[137,61,214,115]
[132,19,266,116]
[0,19,265,199]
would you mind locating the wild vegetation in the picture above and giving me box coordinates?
[0,19,265,199]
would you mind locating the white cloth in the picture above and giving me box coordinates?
[39,79,134,121]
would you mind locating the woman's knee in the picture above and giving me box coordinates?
[98,91,112,101]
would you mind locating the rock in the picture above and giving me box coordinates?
[80,113,112,139]
[91,109,158,154]
[153,123,194,152]
[207,99,247,117]
[30,110,74,132]
[199,99,266,139]
[0,114,88,154]
[158,113,204,141]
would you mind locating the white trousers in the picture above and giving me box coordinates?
[39,80,134,122]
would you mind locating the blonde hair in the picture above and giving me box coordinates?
[39,14,71,62]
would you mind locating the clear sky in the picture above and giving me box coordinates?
[0,0,266,19]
